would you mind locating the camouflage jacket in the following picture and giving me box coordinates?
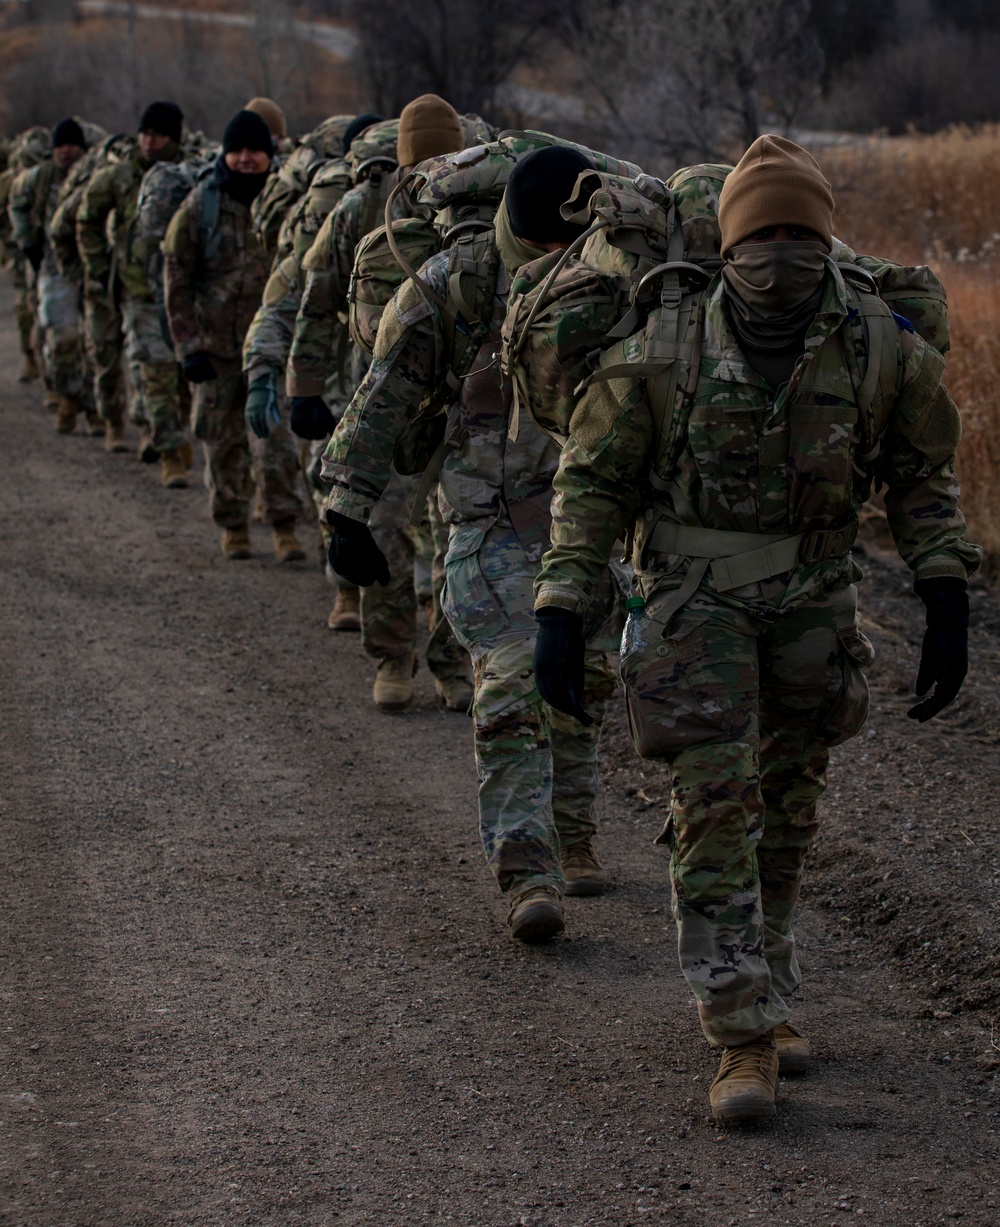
[162,169,274,363]
[78,145,184,301]
[8,160,69,276]
[287,168,408,397]
[323,251,562,563]
[242,156,353,386]
[534,262,982,618]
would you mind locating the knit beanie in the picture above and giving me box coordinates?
[245,97,286,140]
[396,94,463,167]
[505,146,596,245]
[222,109,274,156]
[718,134,834,254]
[138,101,184,144]
[342,113,383,155]
[52,117,86,149]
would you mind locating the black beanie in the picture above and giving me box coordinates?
[342,113,383,155]
[139,101,184,144]
[52,117,86,149]
[222,109,274,156]
[506,146,596,244]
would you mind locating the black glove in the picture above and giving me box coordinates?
[290,395,335,440]
[907,576,970,722]
[325,509,390,587]
[24,243,44,273]
[533,607,593,726]
[182,351,217,384]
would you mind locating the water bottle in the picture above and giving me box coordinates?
[620,594,652,662]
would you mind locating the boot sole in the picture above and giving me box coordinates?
[563,877,607,897]
[510,902,565,942]
[710,1094,776,1122]
[327,617,361,632]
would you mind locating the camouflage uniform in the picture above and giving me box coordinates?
[533,261,982,1044]
[323,251,619,901]
[0,128,53,376]
[77,143,182,428]
[163,167,303,530]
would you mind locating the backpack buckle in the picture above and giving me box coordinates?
[799,521,858,563]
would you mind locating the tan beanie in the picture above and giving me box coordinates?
[245,97,287,140]
[396,93,463,167]
[718,134,834,254]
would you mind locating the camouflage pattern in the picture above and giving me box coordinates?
[121,294,186,447]
[1,128,53,368]
[190,357,302,529]
[324,249,622,901]
[533,260,981,1044]
[163,173,302,527]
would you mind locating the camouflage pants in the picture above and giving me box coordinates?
[84,289,126,426]
[364,470,469,683]
[442,522,620,900]
[190,357,303,530]
[122,295,187,448]
[11,257,35,362]
[621,581,874,1047]
[36,269,88,402]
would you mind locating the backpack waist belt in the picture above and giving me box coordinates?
[644,519,858,591]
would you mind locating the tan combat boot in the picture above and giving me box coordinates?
[55,396,78,434]
[373,651,416,711]
[221,526,252,560]
[327,587,361,632]
[84,410,104,436]
[434,675,474,713]
[709,1034,779,1122]
[104,420,129,453]
[561,836,608,896]
[18,354,39,382]
[272,520,306,563]
[137,425,158,463]
[507,886,565,942]
[160,449,189,489]
[178,438,194,469]
[773,1021,811,1075]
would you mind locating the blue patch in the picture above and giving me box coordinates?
[847,306,860,322]
[892,311,915,333]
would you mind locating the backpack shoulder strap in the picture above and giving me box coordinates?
[197,179,222,262]
[441,224,501,394]
[842,274,900,471]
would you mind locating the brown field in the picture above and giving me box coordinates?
[815,127,1000,577]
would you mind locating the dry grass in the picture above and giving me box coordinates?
[811,127,1000,578]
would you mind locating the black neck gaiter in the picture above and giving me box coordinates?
[722,240,828,351]
[214,158,269,208]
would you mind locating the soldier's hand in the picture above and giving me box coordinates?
[182,351,217,384]
[23,243,44,273]
[907,576,970,722]
[290,395,335,441]
[533,607,593,726]
[245,371,282,439]
[325,509,390,587]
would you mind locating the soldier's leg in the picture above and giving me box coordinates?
[36,269,87,431]
[126,297,185,457]
[13,260,38,379]
[549,651,616,849]
[84,294,126,442]
[424,490,472,700]
[756,584,873,997]
[361,469,418,664]
[252,419,305,526]
[192,359,252,531]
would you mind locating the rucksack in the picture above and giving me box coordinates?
[134,155,217,278]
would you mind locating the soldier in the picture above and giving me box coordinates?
[529,136,981,1120]
[163,108,305,562]
[322,146,623,939]
[77,101,186,455]
[290,97,472,711]
[8,118,99,435]
[0,126,52,384]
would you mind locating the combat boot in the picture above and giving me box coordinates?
[507,886,565,942]
[178,438,194,469]
[221,526,252,560]
[434,675,474,713]
[137,425,158,463]
[55,396,78,434]
[773,1021,811,1075]
[160,449,189,489]
[709,1034,779,1122]
[104,420,129,453]
[327,587,361,632]
[272,519,306,563]
[373,651,416,711]
[18,354,39,382]
[561,836,608,896]
[85,410,104,437]
[44,390,61,413]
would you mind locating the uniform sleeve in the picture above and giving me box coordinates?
[287,203,356,397]
[321,279,441,524]
[162,197,202,360]
[76,167,115,293]
[243,273,301,384]
[881,330,982,583]
[8,168,39,251]
[50,187,83,278]
[534,374,653,615]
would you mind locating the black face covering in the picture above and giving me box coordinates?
[722,240,829,350]
[214,157,269,207]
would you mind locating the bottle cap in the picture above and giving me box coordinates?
[625,595,646,611]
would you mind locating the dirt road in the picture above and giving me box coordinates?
[1,278,998,1226]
